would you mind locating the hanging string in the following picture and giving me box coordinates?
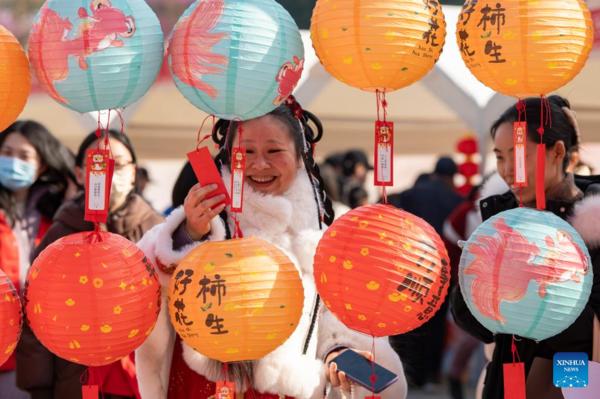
[196,114,217,150]
[376,90,390,203]
[536,95,551,211]
[370,336,377,396]
[516,99,526,207]
[511,335,521,365]
[228,118,244,239]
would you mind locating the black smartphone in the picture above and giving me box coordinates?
[328,350,399,394]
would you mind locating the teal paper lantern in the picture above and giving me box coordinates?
[28,0,164,113]
[168,0,305,120]
[459,208,592,341]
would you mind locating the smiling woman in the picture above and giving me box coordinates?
[134,97,408,399]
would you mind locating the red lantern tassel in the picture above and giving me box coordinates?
[503,335,526,399]
[535,95,552,211]
[366,336,381,399]
[80,368,99,399]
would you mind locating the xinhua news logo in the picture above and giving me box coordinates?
[553,353,589,388]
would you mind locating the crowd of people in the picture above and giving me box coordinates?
[0,94,598,399]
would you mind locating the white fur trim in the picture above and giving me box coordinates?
[317,311,407,399]
[569,194,600,249]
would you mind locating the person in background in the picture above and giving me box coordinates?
[17,130,164,399]
[451,95,600,399]
[347,185,369,209]
[339,150,373,207]
[320,160,350,218]
[0,121,75,399]
[138,167,151,196]
[389,156,464,392]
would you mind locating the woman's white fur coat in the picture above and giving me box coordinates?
[135,170,407,399]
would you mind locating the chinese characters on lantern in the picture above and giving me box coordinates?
[173,270,229,336]
[395,241,450,322]
[411,0,442,60]
[460,1,508,69]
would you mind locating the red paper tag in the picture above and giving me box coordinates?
[536,144,546,210]
[187,147,231,209]
[365,396,382,399]
[503,362,526,399]
[215,381,236,399]
[230,148,246,213]
[374,121,394,187]
[82,385,99,399]
[513,122,527,187]
[84,149,114,224]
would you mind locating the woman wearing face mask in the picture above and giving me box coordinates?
[135,97,407,399]
[16,130,164,399]
[0,120,75,398]
[451,96,600,399]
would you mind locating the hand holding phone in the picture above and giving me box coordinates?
[328,349,399,394]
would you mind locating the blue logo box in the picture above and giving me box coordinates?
[553,352,589,388]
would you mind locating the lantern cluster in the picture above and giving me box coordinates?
[459,208,592,341]
[314,204,451,337]
[169,0,305,120]
[24,232,161,366]
[169,236,304,363]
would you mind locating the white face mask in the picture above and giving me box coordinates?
[110,168,135,208]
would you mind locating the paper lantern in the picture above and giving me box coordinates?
[28,0,164,113]
[0,270,22,366]
[168,0,304,120]
[310,0,446,92]
[24,232,161,366]
[459,208,592,341]
[169,235,303,363]
[456,0,593,98]
[314,204,451,337]
[0,25,30,132]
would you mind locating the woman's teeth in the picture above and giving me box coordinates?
[250,176,275,183]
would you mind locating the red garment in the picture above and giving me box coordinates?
[0,213,50,371]
[89,353,140,398]
[168,336,294,399]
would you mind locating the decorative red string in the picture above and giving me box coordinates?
[370,336,377,396]
[536,95,551,211]
[196,114,216,150]
[376,90,389,202]
[511,335,521,365]
[516,99,525,207]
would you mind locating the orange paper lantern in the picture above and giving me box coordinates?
[24,232,161,366]
[169,236,304,363]
[314,204,451,337]
[0,269,22,366]
[310,0,446,92]
[456,0,594,98]
[0,24,30,132]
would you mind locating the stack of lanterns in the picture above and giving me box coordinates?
[0,24,30,132]
[24,232,161,366]
[456,135,478,196]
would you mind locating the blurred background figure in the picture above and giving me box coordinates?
[137,167,152,198]
[319,155,351,218]
[0,121,75,398]
[340,149,373,207]
[390,156,465,393]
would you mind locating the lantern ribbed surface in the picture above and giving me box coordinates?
[459,208,592,341]
[169,235,304,363]
[0,270,22,366]
[314,204,451,337]
[0,25,30,132]
[24,232,161,366]
[168,0,305,120]
[456,0,593,98]
[310,0,446,92]
[28,0,164,113]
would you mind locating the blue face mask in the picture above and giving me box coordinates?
[0,156,37,192]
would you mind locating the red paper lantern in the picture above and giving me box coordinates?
[0,269,22,366]
[456,137,478,155]
[24,232,161,366]
[458,162,479,179]
[314,204,451,337]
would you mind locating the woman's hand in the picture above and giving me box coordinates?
[325,349,373,393]
[183,183,226,241]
